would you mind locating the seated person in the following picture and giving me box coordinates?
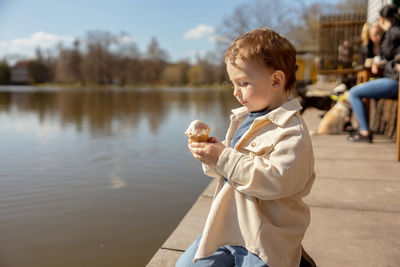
[361,22,383,75]
[338,40,353,68]
[348,4,400,143]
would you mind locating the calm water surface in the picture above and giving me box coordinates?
[0,86,238,267]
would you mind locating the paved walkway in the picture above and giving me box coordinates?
[147,108,400,267]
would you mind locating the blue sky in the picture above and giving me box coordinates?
[0,0,337,63]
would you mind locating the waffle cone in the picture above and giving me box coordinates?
[185,119,210,143]
[189,134,209,143]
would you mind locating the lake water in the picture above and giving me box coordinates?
[0,86,238,267]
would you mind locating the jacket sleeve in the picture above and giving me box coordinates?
[202,163,222,178]
[201,139,226,178]
[215,128,314,200]
[381,26,400,80]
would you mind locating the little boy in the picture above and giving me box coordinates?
[177,28,316,267]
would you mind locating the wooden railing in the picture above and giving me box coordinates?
[319,13,366,70]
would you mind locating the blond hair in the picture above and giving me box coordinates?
[361,22,382,46]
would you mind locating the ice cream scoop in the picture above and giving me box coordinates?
[185,119,210,143]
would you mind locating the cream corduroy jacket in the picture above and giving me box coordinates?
[193,98,315,267]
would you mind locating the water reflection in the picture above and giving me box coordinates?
[0,87,236,137]
[0,86,238,267]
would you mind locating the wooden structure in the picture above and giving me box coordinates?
[318,14,366,70]
[397,76,400,161]
[318,68,358,75]
[372,98,398,138]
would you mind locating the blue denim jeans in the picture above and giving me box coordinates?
[349,77,398,131]
[175,233,268,267]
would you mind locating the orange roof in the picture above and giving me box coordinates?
[12,61,29,69]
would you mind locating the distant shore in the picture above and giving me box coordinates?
[0,83,233,91]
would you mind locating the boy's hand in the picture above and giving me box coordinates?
[188,137,225,167]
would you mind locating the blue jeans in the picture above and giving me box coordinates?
[176,234,268,267]
[349,77,398,131]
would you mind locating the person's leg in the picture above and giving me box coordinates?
[225,245,269,267]
[349,78,399,132]
[175,234,235,267]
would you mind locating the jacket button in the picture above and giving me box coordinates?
[251,141,257,147]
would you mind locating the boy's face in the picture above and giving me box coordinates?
[226,59,285,112]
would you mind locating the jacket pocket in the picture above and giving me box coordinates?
[242,137,274,157]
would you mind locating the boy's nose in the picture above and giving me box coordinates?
[233,86,241,97]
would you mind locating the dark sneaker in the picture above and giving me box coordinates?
[347,132,373,143]
[342,121,353,133]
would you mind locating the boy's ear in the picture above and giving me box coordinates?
[271,70,285,90]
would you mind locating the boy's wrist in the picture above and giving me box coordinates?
[214,147,225,167]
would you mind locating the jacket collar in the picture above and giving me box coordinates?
[231,98,303,127]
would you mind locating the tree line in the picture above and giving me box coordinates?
[0,0,367,86]
[0,31,228,86]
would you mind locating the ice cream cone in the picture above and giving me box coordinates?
[185,120,210,143]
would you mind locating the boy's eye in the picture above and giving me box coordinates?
[239,82,248,87]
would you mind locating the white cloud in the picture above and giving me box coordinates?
[208,34,230,44]
[114,36,135,44]
[0,31,74,58]
[184,24,215,39]
[0,41,7,48]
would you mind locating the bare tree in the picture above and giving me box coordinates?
[336,0,368,14]
[215,0,296,48]
[141,37,169,83]
[146,37,168,62]
[81,30,115,84]
[215,0,367,52]
[56,40,83,84]
[28,47,55,83]
[110,33,142,86]
[286,1,333,48]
